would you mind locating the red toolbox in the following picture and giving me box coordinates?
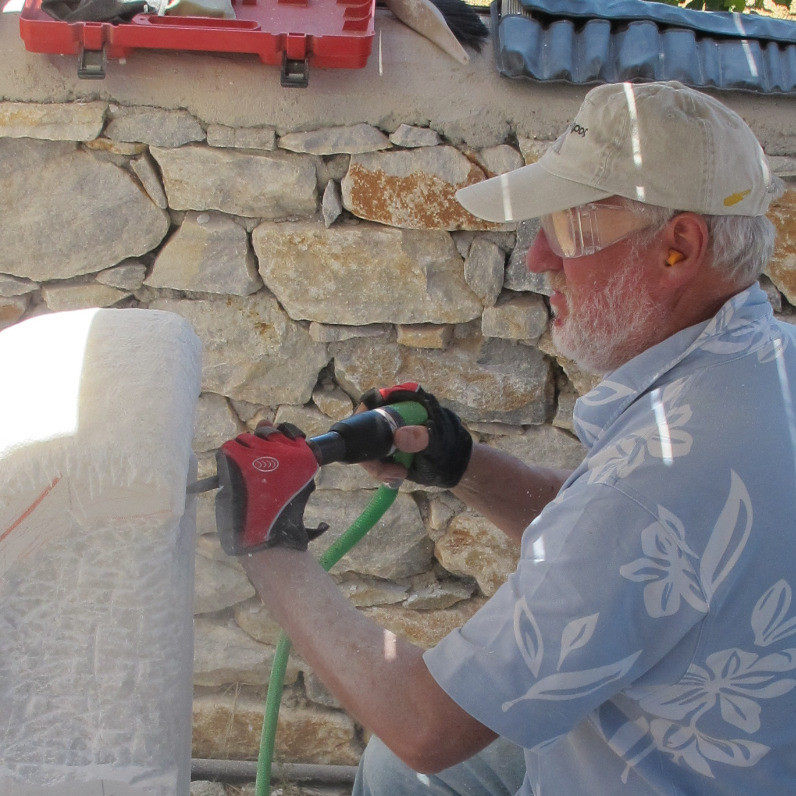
[18,0,376,84]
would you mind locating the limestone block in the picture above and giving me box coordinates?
[151,145,318,219]
[389,124,441,148]
[131,153,169,209]
[435,512,519,597]
[465,236,505,306]
[105,105,204,147]
[84,138,148,157]
[0,139,169,281]
[396,323,453,349]
[96,261,147,291]
[489,424,586,471]
[274,404,333,437]
[341,146,500,230]
[193,554,255,615]
[517,137,551,165]
[312,382,354,420]
[191,694,360,764]
[314,461,376,492]
[304,671,342,708]
[481,293,548,343]
[0,308,201,795]
[193,617,299,687]
[193,392,244,453]
[477,143,524,176]
[360,598,487,648]
[766,186,796,304]
[149,294,328,406]
[206,124,276,150]
[306,489,433,579]
[322,180,343,227]
[337,576,408,607]
[234,598,284,645]
[146,212,262,296]
[253,219,481,325]
[505,219,549,294]
[0,296,27,330]
[308,322,391,343]
[278,123,390,155]
[403,577,475,610]
[427,492,465,536]
[332,335,554,425]
[41,283,130,311]
[0,275,37,297]
[552,381,578,434]
[0,100,106,141]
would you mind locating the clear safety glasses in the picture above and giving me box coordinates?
[540,203,652,259]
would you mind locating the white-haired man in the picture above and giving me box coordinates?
[231,81,795,795]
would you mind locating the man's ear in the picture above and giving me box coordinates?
[660,213,709,284]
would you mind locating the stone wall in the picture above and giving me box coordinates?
[1,9,794,778]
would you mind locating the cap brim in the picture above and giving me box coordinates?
[455,161,613,223]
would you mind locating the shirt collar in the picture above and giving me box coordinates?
[572,284,773,449]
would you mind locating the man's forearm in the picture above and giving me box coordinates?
[453,443,571,544]
[241,547,497,772]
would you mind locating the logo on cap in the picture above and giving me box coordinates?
[723,189,752,207]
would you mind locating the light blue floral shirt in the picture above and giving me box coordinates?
[425,284,796,795]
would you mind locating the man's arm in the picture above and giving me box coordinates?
[452,442,571,544]
[364,427,572,545]
[241,547,497,773]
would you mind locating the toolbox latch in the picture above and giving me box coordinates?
[77,45,107,79]
[281,51,309,88]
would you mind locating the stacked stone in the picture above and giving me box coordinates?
[1,100,794,774]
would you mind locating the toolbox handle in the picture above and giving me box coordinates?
[133,13,260,29]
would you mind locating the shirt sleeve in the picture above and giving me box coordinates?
[423,481,708,750]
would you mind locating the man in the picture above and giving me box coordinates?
[226,82,795,794]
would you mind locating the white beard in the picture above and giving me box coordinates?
[551,259,667,375]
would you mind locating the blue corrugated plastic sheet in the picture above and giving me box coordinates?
[492,0,796,94]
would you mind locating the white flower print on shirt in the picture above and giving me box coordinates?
[503,596,641,714]
[587,379,694,486]
[620,471,752,616]
[619,507,708,618]
[636,648,796,734]
[753,580,796,647]
[608,472,796,780]
[648,720,770,778]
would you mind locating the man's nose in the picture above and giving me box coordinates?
[526,229,563,274]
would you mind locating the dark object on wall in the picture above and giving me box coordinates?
[491,0,796,94]
[431,0,489,51]
[42,0,146,22]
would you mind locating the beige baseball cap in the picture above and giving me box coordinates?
[456,81,775,222]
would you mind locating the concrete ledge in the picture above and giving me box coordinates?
[1,10,794,152]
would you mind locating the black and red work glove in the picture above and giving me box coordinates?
[214,423,328,556]
[358,382,472,488]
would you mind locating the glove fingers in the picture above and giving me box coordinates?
[358,383,472,488]
[254,422,279,440]
[276,422,306,440]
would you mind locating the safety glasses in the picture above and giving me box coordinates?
[540,203,652,259]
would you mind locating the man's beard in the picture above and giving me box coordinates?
[550,258,667,375]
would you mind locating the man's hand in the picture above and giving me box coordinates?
[215,423,328,555]
[357,383,472,488]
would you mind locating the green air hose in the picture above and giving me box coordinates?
[255,401,428,796]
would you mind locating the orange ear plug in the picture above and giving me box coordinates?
[666,250,685,265]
